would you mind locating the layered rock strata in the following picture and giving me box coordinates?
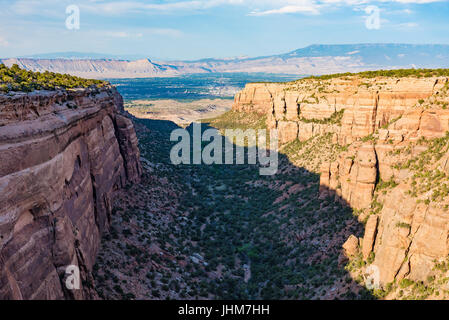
[233,75,449,287]
[0,86,142,299]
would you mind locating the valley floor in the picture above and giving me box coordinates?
[124,99,232,126]
[92,114,371,300]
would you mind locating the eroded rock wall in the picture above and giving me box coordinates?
[0,87,142,299]
[234,77,446,143]
[233,75,449,287]
[234,76,448,209]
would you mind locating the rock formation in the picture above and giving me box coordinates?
[0,86,142,299]
[232,74,449,291]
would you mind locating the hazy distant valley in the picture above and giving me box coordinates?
[124,99,232,126]
[112,73,296,126]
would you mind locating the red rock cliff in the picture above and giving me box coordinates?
[233,75,449,290]
[0,86,142,299]
[234,76,448,208]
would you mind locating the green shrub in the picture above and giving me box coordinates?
[399,278,414,289]
[302,68,449,81]
[0,63,108,93]
[300,109,345,125]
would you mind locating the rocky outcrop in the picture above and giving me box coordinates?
[0,86,142,300]
[233,83,282,115]
[362,215,378,260]
[278,121,299,145]
[234,77,447,144]
[321,142,378,210]
[342,235,359,258]
[235,76,449,209]
[372,184,449,285]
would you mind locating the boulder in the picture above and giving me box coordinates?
[343,235,359,257]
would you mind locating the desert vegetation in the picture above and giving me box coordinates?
[93,114,369,300]
[299,109,345,126]
[93,68,449,300]
[0,63,108,93]
[302,68,449,81]
[203,110,267,131]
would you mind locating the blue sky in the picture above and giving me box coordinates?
[0,0,448,60]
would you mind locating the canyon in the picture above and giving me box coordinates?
[0,86,141,299]
[3,68,449,300]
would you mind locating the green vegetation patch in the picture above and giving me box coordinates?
[95,116,369,300]
[0,63,108,93]
[203,110,267,131]
[300,109,345,126]
[301,68,449,81]
[394,133,449,203]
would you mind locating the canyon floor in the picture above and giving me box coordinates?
[92,112,372,300]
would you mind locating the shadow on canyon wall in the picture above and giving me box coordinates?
[106,117,374,300]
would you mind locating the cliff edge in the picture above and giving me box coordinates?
[0,85,142,299]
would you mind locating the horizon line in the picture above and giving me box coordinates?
[5,42,449,63]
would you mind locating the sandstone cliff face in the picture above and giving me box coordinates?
[0,87,142,299]
[234,77,445,141]
[233,75,449,290]
[234,76,448,208]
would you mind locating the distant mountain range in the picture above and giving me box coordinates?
[2,44,449,79]
[18,52,150,61]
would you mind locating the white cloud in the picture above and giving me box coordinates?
[249,5,320,15]
[323,0,445,3]
[396,22,419,27]
[391,0,445,3]
[82,0,323,16]
[104,28,182,38]
[105,31,143,38]
[146,28,183,37]
[80,0,248,15]
[8,0,70,17]
[2,0,447,19]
